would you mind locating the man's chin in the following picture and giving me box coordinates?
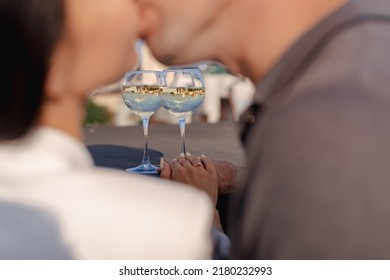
[147,42,206,68]
[156,52,205,68]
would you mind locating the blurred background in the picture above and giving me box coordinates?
[85,40,255,127]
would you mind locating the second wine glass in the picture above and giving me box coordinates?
[161,69,205,156]
[121,70,163,174]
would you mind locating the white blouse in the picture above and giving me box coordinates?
[0,127,213,259]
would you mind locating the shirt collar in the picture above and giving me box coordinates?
[253,0,390,104]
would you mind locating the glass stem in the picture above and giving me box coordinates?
[178,117,186,155]
[141,116,152,166]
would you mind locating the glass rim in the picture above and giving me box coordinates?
[122,70,164,86]
[162,68,204,85]
[163,68,201,73]
[123,70,164,77]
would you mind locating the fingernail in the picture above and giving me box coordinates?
[186,152,192,156]
[160,158,164,169]
[201,154,207,158]
[180,153,185,158]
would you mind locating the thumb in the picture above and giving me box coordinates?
[159,160,172,180]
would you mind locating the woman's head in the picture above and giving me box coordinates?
[0,0,63,141]
[0,0,141,141]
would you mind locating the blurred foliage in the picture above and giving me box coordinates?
[208,64,227,74]
[84,98,110,125]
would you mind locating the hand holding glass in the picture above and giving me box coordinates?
[121,70,163,174]
[161,69,205,156]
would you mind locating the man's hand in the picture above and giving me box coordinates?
[211,159,240,195]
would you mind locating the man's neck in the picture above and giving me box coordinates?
[217,0,347,83]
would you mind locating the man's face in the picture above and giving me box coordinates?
[138,0,230,65]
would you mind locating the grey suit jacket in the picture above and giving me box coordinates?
[231,0,390,259]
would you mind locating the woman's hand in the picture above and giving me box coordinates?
[160,156,241,196]
[160,155,222,230]
[160,156,218,206]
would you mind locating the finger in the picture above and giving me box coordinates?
[177,157,193,168]
[160,158,164,170]
[200,156,215,172]
[180,152,192,158]
[169,159,182,169]
[170,159,189,184]
[159,161,171,179]
[186,156,204,168]
[157,158,165,172]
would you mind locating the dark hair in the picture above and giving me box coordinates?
[0,0,63,141]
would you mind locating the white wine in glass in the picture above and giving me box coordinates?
[161,69,205,156]
[121,70,163,174]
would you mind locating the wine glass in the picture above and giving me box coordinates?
[161,68,205,156]
[121,70,163,174]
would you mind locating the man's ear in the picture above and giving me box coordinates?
[44,41,69,101]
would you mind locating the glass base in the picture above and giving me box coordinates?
[126,163,159,174]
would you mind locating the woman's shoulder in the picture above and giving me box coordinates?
[57,167,214,259]
[53,166,214,221]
